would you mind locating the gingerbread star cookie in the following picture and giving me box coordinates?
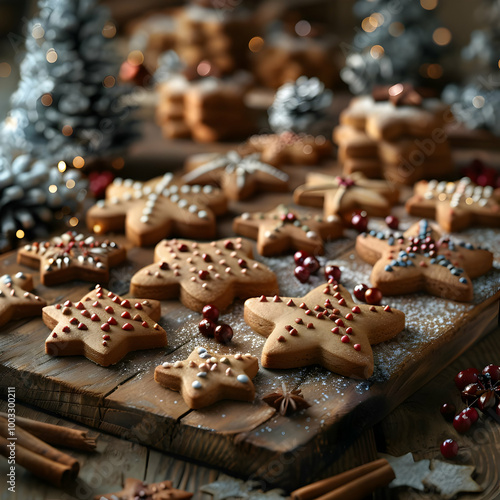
[17,231,127,286]
[355,219,494,302]
[294,172,400,220]
[183,151,289,201]
[244,283,405,379]
[233,205,343,256]
[86,173,228,246]
[155,347,259,409]
[130,237,279,312]
[0,272,46,328]
[43,286,167,366]
[241,132,332,167]
[406,178,500,232]
[96,477,193,500]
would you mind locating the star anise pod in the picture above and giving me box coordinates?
[262,383,310,416]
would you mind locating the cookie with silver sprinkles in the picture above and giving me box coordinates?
[17,231,126,286]
[155,347,259,409]
[355,219,493,302]
[0,272,46,328]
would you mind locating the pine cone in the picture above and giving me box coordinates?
[0,152,87,252]
[268,76,332,134]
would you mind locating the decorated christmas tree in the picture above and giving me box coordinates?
[442,0,500,136]
[341,0,450,94]
[2,0,136,163]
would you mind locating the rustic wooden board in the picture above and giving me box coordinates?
[1,204,498,490]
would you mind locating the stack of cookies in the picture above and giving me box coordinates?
[156,72,257,142]
[333,85,454,185]
[176,3,258,75]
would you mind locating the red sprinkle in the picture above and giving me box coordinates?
[52,332,57,338]
[369,306,377,312]
[105,306,114,313]
[81,310,90,317]
[341,335,350,343]
[102,341,107,346]
[323,287,330,294]
[92,301,101,308]
[299,302,307,309]
[112,296,120,303]
[285,325,293,331]
[78,323,88,330]
[335,319,344,327]
[317,312,325,319]
[91,314,100,322]
[108,317,118,325]
[122,323,134,331]
[338,298,346,306]
[178,243,188,252]
[62,326,70,333]
[324,299,332,308]
[287,299,295,307]
[307,323,314,329]
[384,305,391,312]
[278,335,286,342]
[354,344,361,351]
[64,300,72,307]
[121,311,131,319]
[134,303,143,310]
[290,328,298,336]
[331,326,340,334]
[352,306,361,313]
[121,299,131,308]
[273,295,281,302]
[198,270,209,280]
[102,334,110,340]
[141,321,149,328]
[224,240,234,250]
[295,318,303,324]
[101,323,110,331]
[259,295,267,302]
[75,302,85,310]
[305,309,313,316]
[345,313,353,320]
[55,304,61,309]
[69,317,78,325]
[346,327,353,334]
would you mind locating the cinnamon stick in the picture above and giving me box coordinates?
[0,412,97,451]
[315,463,395,500]
[0,436,75,487]
[0,417,79,474]
[291,458,391,500]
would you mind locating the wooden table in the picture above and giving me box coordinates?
[1,117,499,499]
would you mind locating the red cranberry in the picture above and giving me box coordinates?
[286,212,296,222]
[353,283,369,301]
[198,270,209,280]
[477,391,495,411]
[214,324,233,343]
[482,364,500,383]
[462,407,479,424]
[453,412,471,433]
[461,382,480,406]
[202,304,219,323]
[351,212,368,233]
[385,215,399,230]
[365,287,382,305]
[440,403,456,422]
[303,256,320,274]
[294,250,310,266]
[324,265,341,283]
[178,243,188,252]
[198,318,216,338]
[455,368,480,391]
[440,438,459,459]
[294,265,310,283]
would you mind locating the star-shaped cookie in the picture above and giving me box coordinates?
[155,347,259,409]
[242,132,332,167]
[244,283,405,379]
[43,285,167,366]
[294,172,399,219]
[380,452,430,491]
[95,477,193,500]
[0,272,46,328]
[130,237,279,312]
[406,178,500,232]
[423,460,482,499]
[86,173,228,246]
[233,205,344,256]
[355,219,494,302]
[183,151,289,201]
[17,231,127,286]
